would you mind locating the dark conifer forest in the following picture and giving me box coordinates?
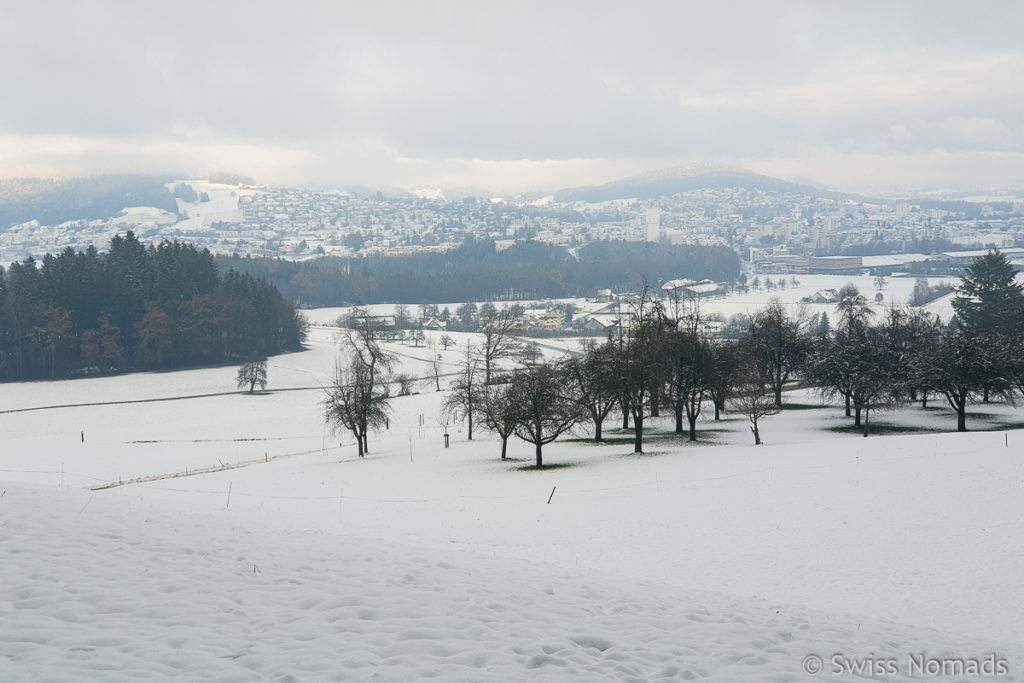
[0,232,305,381]
[217,238,741,306]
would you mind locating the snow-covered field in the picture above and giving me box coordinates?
[4,485,1019,682]
[3,277,1023,681]
[170,180,261,236]
[302,272,959,331]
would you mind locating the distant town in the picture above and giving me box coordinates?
[2,173,1023,278]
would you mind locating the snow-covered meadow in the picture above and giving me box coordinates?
[2,275,1023,681]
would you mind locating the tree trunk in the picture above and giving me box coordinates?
[633,414,644,453]
[921,391,928,409]
[467,409,473,440]
[593,417,603,443]
[621,402,629,430]
[714,399,722,421]
[355,431,364,457]
[674,407,684,434]
[687,413,697,442]
[854,405,862,427]
[862,405,870,437]
[957,404,967,432]
[650,386,660,417]
[752,418,761,445]
[983,386,990,403]
[844,392,851,417]
[362,433,368,455]
[500,436,508,460]
[535,440,543,467]
[774,386,782,407]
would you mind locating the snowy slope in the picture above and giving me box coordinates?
[169,180,260,236]
[3,302,1024,680]
[2,485,1019,682]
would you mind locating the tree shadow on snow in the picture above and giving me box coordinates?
[512,462,580,472]
[778,402,830,411]
[824,422,940,436]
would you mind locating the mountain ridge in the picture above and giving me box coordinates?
[551,165,868,203]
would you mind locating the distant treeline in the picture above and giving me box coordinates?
[910,199,1013,218]
[0,232,305,381]
[0,175,180,231]
[216,238,741,306]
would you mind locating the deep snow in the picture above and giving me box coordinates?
[3,485,1020,682]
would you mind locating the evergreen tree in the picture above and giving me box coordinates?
[952,249,1024,336]
[815,312,830,338]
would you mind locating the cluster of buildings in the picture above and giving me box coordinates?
[752,247,1024,276]
[2,179,1023,274]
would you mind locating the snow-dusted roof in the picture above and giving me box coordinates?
[861,253,930,267]
[686,282,722,294]
[941,247,1024,259]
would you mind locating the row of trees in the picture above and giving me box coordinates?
[811,252,1024,434]
[324,250,1024,465]
[390,300,578,333]
[0,232,307,381]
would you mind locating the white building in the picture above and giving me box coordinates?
[644,208,662,242]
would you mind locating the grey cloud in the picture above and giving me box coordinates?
[1,1,1023,190]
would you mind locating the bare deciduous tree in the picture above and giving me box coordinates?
[743,298,811,407]
[729,363,780,445]
[480,308,521,384]
[393,373,414,396]
[322,356,391,457]
[337,307,395,453]
[480,382,518,459]
[427,338,442,391]
[508,362,582,467]
[236,355,268,393]
[612,284,671,453]
[565,342,618,443]
[664,329,712,441]
[442,341,483,440]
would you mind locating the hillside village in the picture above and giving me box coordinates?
[2,176,1023,272]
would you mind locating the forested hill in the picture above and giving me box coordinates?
[0,232,305,382]
[552,168,856,203]
[0,175,179,231]
[216,238,741,306]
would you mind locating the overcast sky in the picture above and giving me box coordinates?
[2,1,1022,194]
